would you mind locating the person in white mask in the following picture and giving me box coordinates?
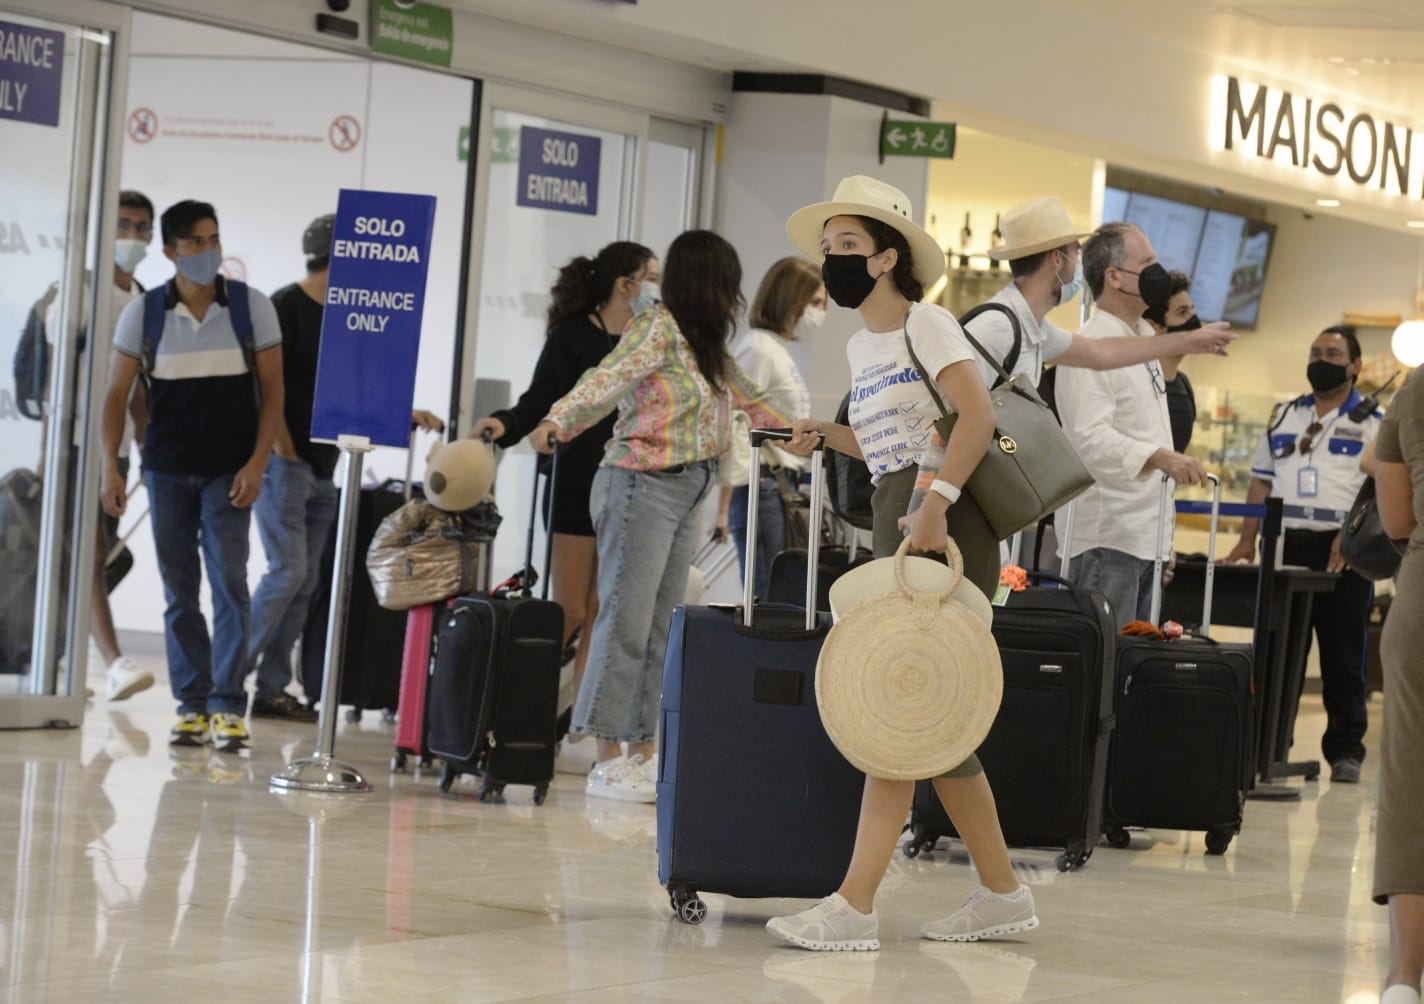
[42,190,159,703]
[716,257,823,597]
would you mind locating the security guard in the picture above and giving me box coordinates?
[1225,325,1380,784]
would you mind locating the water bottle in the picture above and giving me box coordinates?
[905,430,948,530]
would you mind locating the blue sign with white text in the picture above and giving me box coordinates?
[0,20,65,128]
[516,125,601,216]
[310,189,437,448]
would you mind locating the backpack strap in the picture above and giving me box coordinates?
[957,302,1023,390]
[140,282,170,384]
[220,277,261,404]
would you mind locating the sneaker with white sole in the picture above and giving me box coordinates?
[555,737,598,775]
[640,753,659,783]
[209,712,250,753]
[106,656,154,702]
[921,885,1039,942]
[585,755,656,803]
[1382,986,1422,1004]
[767,892,880,952]
[169,713,211,747]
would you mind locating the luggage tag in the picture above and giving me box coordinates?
[1297,467,1320,498]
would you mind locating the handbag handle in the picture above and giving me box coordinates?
[902,308,957,427]
[891,535,964,606]
[957,302,1023,389]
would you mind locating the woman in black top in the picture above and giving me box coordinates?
[471,241,659,747]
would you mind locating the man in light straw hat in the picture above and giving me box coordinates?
[963,196,1236,392]
[772,175,1036,952]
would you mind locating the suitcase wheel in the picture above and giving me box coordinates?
[345,708,362,725]
[669,885,706,926]
[1056,849,1092,872]
[438,763,458,794]
[391,751,407,773]
[1105,827,1132,850]
[477,778,505,803]
[1204,829,1234,856]
[902,829,937,859]
[532,786,548,806]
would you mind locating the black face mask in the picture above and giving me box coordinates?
[822,253,880,310]
[1167,314,1202,332]
[1119,262,1173,310]
[1307,360,1351,394]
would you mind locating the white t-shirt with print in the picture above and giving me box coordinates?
[845,303,976,483]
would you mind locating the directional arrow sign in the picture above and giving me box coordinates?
[879,116,956,161]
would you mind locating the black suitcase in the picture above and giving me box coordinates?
[426,444,564,802]
[1105,475,1253,856]
[903,568,1116,872]
[765,542,872,612]
[0,469,44,675]
[658,433,863,925]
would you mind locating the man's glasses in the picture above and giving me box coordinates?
[1146,361,1165,396]
[1272,421,1323,459]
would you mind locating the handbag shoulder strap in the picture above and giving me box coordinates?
[902,307,954,424]
[957,302,1023,389]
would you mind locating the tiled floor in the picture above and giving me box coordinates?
[0,651,1393,1002]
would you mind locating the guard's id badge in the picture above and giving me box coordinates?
[1298,467,1320,498]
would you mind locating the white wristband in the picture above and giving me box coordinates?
[929,479,962,504]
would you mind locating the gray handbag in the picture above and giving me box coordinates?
[904,306,1093,540]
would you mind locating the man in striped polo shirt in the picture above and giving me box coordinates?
[100,200,285,752]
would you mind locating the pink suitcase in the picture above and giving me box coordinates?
[392,603,440,772]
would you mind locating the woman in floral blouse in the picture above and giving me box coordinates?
[533,230,788,803]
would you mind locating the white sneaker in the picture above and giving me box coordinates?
[106,656,154,702]
[766,892,880,952]
[921,885,1039,942]
[1382,986,1422,1004]
[555,737,597,775]
[585,755,656,803]
[640,753,659,783]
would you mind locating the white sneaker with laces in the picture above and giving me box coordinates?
[766,892,880,952]
[921,885,1039,942]
[1382,986,1422,1004]
[106,656,154,702]
[640,753,659,783]
[555,737,597,775]
[585,755,656,803]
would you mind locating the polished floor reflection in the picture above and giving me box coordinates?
[0,652,1392,1002]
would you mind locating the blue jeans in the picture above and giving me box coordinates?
[1074,546,1156,631]
[247,456,340,701]
[575,462,713,743]
[728,474,785,600]
[145,470,252,715]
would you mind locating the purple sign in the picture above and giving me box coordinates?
[0,20,64,128]
[516,126,601,216]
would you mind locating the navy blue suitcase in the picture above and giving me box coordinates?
[656,434,862,925]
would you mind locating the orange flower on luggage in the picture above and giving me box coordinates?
[999,564,1028,592]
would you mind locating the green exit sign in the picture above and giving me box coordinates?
[879,115,956,161]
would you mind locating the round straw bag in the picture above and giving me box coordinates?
[815,537,1003,781]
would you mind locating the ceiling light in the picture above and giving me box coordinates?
[1315,199,1341,208]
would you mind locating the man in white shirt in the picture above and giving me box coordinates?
[1054,222,1208,629]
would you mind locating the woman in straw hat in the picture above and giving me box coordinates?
[768,176,1037,951]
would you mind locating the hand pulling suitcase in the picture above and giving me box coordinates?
[1106,474,1253,856]
[657,431,863,925]
[903,510,1116,872]
[425,444,564,803]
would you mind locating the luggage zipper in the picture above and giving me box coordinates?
[1122,674,1133,696]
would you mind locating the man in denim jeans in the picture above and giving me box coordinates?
[101,200,284,751]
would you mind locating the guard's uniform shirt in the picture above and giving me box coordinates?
[1249,389,1381,531]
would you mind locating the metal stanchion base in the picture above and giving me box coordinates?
[269,755,373,793]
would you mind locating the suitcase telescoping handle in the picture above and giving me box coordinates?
[744,428,825,631]
[1150,472,1221,634]
[521,433,559,600]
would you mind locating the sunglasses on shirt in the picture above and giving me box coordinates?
[1272,421,1323,460]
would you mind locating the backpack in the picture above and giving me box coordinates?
[824,302,1025,532]
[13,283,59,421]
[140,277,256,396]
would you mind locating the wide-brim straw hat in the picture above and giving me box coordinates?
[987,196,1091,260]
[816,538,1002,781]
[787,175,947,290]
